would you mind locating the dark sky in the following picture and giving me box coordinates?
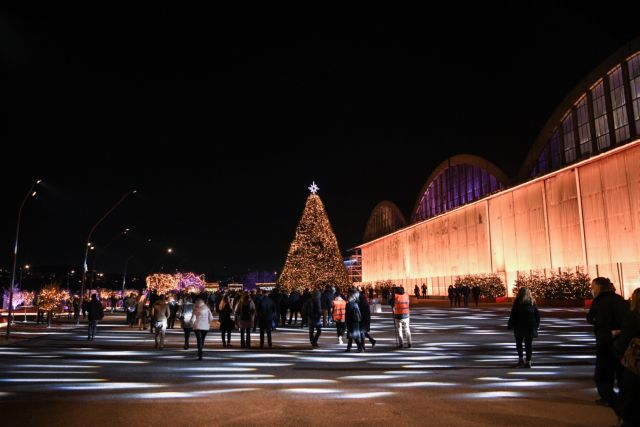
[2,4,640,280]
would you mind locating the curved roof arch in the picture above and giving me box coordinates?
[519,37,640,180]
[411,154,509,223]
[363,201,407,243]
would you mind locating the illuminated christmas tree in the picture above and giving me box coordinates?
[278,182,350,292]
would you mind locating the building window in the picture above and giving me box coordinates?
[562,113,576,163]
[609,66,630,142]
[550,129,562,169]
[576,96,592,156]
[591,80,610,150]
[537,144,550,174]
[629,53,640,135]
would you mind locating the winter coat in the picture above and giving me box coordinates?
[357,296,371,332]
[218,304,234,332]
[87,299,104,321]
[508,301,540,338]
[614,311,640,426]
[178,301,194,329]
[345,300,362,336]
[235,299,255,329]
[257,296,276,329]
[191,302,214,331]
[587,290,629,346]
[307,291,322,327]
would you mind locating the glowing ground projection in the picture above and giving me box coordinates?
[0,305,619,426]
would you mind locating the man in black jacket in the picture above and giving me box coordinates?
[586,277,629,408]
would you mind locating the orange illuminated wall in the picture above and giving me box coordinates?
[359,139,640,298]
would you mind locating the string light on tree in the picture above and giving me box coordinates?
[278,183,350,292]
[145,273,179,295]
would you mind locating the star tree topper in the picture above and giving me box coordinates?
[308,181,319,194]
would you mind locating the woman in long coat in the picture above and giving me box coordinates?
[358,291,376,348]
[507,287,540,368]
[614,287,640,426]
[218,294,234,348]
[191,298,214,360]
[345,290,364,352]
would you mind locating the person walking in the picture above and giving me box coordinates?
[191,298,214,360]
[345,290,364,353]
[235,293,256,349]
[308,290,322,348]
[421,283,427,300]
[472,285,481,307]
[461,283,470,307]
[86,293,104,341]
[414,285,420,300]
[390,286,412,349]
[507,287,540,368]
[332,293,347,344]
[587,277,629,408]
[358,291,376,348]
[217,294,234,348]
[257,290,276,349]
[614,287,640,427]
[447,285,455,308]
[151,296,170,350]
[177,295,194,350]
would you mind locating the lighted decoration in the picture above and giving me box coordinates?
[38,285,65,312]
[96,288,115,300]
[278,192,350,292]
[23,291,35,307]
[308,181,319,194]
[145,274,179,295]
[2,284,25,309]
[176,272,206,294]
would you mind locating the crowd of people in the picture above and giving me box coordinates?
[21,275,640,426]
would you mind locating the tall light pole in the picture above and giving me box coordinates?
[6,179,41,339]
[122,238,152,292]
[90,227,129,291]
[77,189,136,326]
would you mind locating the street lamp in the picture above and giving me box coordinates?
[89,227,130,291]
[122,238,152,292]
[6,179,42,339]
[77,189,137,326]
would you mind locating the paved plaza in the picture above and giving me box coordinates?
[0,304,618,426]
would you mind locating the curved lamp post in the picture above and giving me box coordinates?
[77,189,136,326]
[122,238,152,292]
[6,179,41,339]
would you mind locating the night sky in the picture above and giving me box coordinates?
[2,5,640,281]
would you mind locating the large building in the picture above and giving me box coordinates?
[359,38,640,299]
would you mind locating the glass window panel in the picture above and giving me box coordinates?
[591,80,610,150]
[550,130,562,168]
[576,97,592,155]
[562,113,576,163]
[609,66,630,142]
[628,54,640,134]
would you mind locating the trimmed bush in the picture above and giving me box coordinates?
[454,274,506,298]
[512,271,591,300]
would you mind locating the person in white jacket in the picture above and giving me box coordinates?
[191,298,214,360]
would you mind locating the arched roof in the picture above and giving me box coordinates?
[519,37,640,180]
[411,154,509,223]
[363,201,407,243]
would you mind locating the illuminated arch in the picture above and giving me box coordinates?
[520,37,640,180]
[411,154,509,223]
[363,201,407,242]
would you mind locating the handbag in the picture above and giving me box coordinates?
[621,337,640,376]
